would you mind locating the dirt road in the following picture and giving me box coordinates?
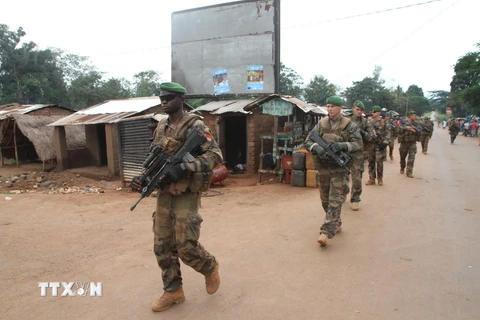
[1,128,479,319]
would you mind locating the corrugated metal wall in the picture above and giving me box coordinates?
[118,119,153,184]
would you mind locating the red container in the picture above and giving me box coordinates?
[281,154,293,170]
[284,169,292,184]
[210,164,228,184]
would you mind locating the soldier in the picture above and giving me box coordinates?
[348,100,375,211]
[303,96,362,247]
[132,82,222,312]
[384,112,397,160]
[398,110,420,178]
[366,106,391,186]
[420,117,434,154]
[448,118,461,144]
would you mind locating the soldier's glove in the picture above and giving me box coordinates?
[330,142,348,154]
[312,144,327,160]
[167,162,188,182]
[382,140,389,146]
[131,176,144,193]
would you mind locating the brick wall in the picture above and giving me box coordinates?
[249,109,274,173]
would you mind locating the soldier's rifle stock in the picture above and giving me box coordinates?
[130,128,207,211]
[308,130,352,175]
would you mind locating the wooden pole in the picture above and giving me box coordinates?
[0,146,3,167]
[13,121,19,167]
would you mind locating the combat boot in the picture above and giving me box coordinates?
[365,178,375,185]
[400,168,405,174]
[377,178,383,186]
[317,233,329,246]
[205,263,220,295]
[406,173,414,178]
[352,202,359,211]
[151,287,185,312]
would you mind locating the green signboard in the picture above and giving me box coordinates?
[261,98,293,116]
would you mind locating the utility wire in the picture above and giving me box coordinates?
[282,0,444,30]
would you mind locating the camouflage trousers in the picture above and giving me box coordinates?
[367,146,384,179]
[153,189,217,292]
[317,165,349,238]
[349,152,365,203]
[388,139,395,157]
[450,133,458,144]
[399,142,417,175]
[420,135,431,153]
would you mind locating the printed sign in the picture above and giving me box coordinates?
[246,65,264,91]
[212,69,230,95]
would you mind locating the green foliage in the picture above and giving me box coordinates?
[343,66,394,111]
[66,71,104,110]
[428,90,450,112]
[304,75,336,104]
[133,70,163,97]
[279,62,304,98]
[450,44,480,116]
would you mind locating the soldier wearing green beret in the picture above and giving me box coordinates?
[384,112,397,161]
[398,110,420,177]
[303,96,363,246]
[132,82,223,311]
[366,106,391,186]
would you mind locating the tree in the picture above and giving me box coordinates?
[133,70,163,97]
[343,66,394,111]
[279,62,304,98]
[404,85,429,116]
[304,75,336,104]
[450,44,480,116]
[0,24,67,104]
[98,78,132,100]
[66,71,104,110]
[428,90,450,113]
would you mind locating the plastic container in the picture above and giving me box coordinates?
[283,169,292,184]
[291,170,306,187]
[306,170,318,188]
[281,154,293,170]
[292,152,306,171]
[305,152,316,170]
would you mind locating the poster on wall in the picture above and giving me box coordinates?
[246,65,264,91]
[212,69,230,94]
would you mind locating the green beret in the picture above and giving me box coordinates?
[344,109,354,116]
[385,111,391,116]
[160,82,187,94]
[326,96,344,107]
[372,106,381,112]
[353,100,365,110]
[408,110,417,115]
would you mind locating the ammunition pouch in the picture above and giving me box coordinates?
[189,171,213,193]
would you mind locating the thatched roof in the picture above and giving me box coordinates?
[10,114,86,161]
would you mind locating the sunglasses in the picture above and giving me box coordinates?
[159,94,179,102]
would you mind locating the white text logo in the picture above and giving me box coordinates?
[38,282,102,297]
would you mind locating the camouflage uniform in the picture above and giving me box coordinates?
[349,115,375,203]
[367,118,391,180]
[303,116,362,238]
[448,121,461,144]
[151,112,223,292]
[386,118,397,159]
[420,119,434,153]
[398,119,420,175]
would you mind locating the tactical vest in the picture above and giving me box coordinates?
[403,120,419,143]
[312,116,351,169]
[152,113,209,195]
[370,118,386,142]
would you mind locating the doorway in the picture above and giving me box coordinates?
[224,115,247,169]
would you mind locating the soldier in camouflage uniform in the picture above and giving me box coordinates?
[348,100,375,211]
[384,112,397,160]
[366,106,391,186]
[132,82,223,312]
[448,119,461,144]
[420,117,434,154]
[303,96,362,247]
[398,110,420,178]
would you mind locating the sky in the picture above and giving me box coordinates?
[1,0,479,95]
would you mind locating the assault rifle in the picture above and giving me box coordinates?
[308,130,352,175]
[130,128,206,211]
[399,118,422,134]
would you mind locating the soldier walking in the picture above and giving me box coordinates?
[385,112,397,160]
[132,82,222,312]
[366,106,390,186]
[348,100,375,211]
[448,119,461,144]
[303,96,362,247]
[420,117,434,154]
[398,111,420,178]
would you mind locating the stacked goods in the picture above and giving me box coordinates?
[291,152,306,187]
[281,154,293,184]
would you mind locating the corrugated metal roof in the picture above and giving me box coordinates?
[0,103,69,120]
[196,101,236,112]
[211,100,253,114]
[49,97,161,126]
[243,94,317,114]
[114,112,168,123]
